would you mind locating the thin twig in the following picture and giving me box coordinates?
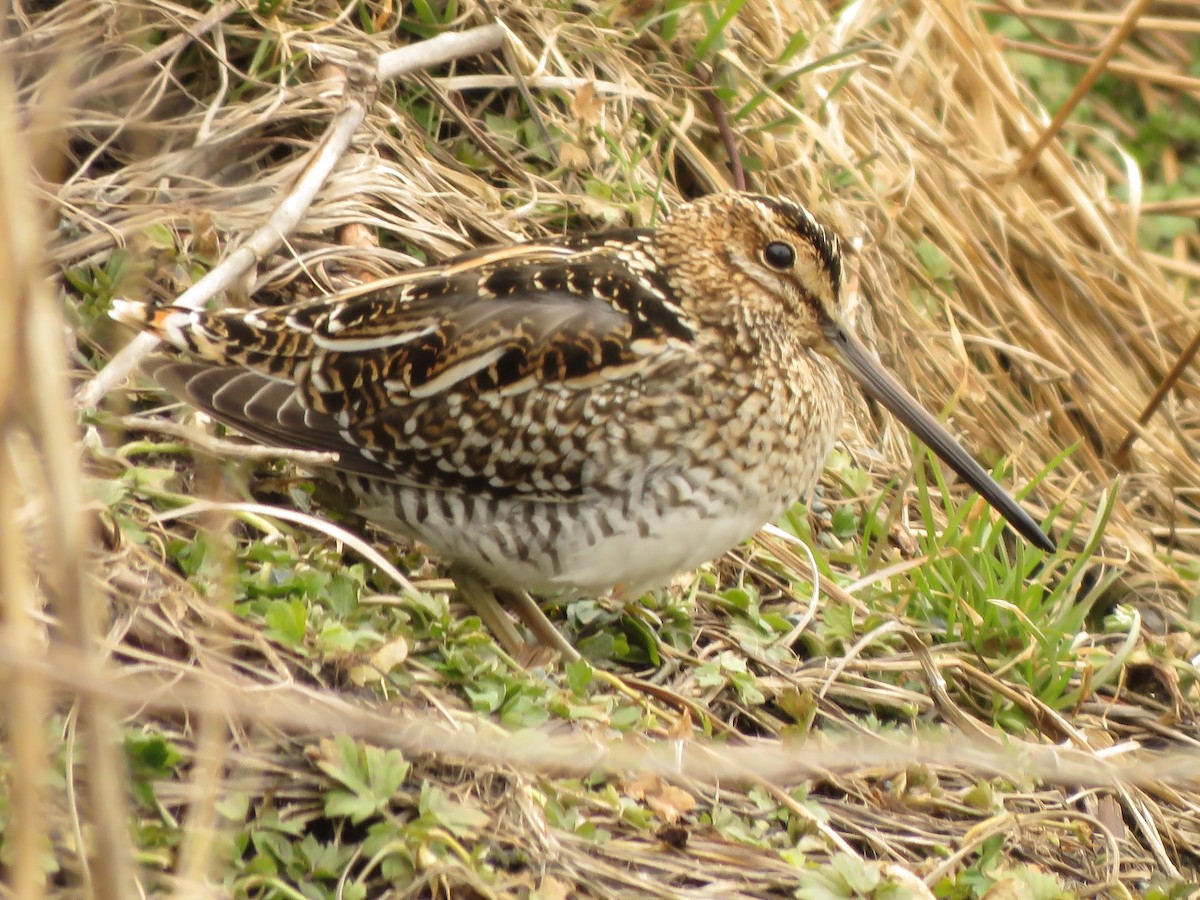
[2,642,1198,790]
[980,3,1200,35]
[3,44,137,898]
[154,500,419,595]
[695,62,746,191]
[1014,0,1156,177]
[75,0,241,102]
[6,82,137,900]
[1113,326,1200,469]
[116,414,342,467]
[1003,38,1200,95]
[375,24,506,81]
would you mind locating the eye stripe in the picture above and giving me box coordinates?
[751,194,842,290]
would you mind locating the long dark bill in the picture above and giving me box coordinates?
[825,325,1054,553]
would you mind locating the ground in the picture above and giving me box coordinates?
[3,1,1200,898]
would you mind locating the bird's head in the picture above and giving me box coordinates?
[660,192,1053,552]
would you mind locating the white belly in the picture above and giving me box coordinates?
[355,468,802,600]
[543,494,776,597]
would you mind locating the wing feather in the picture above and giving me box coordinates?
[126,231,699,498]
[150,361,391,478]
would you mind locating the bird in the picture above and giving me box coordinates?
[111,192,1054,658]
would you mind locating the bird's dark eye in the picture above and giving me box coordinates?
[762,241,796,270]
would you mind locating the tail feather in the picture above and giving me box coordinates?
[109,300,224,359]
[110,305,393,479]
[109,300,312,381]
[148,359,379,473]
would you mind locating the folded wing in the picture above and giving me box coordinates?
[114,235,698,499]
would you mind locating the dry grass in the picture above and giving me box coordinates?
[4,0,1200,897]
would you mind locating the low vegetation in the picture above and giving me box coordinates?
[3,1,1199,897]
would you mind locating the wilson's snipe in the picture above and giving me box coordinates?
[112,193,1053,657]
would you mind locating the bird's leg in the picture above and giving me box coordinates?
[450,566,580,663]
[495,587,580,662]
[450,566,528,655]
